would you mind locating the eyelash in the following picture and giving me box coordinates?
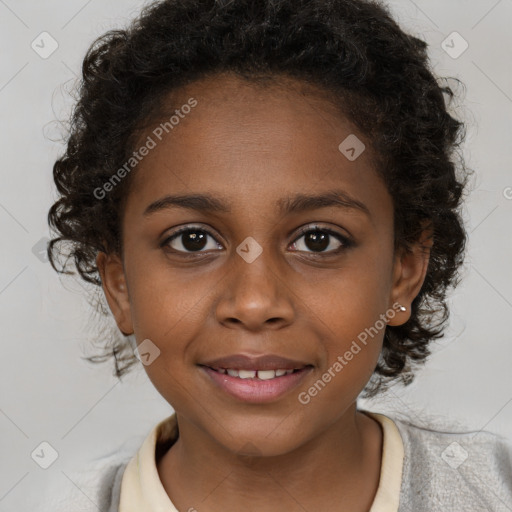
[160,224,353,256]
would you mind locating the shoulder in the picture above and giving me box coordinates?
[389,413,512,511]
[36,450,132,512]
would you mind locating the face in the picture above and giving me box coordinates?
[98,73,430,457]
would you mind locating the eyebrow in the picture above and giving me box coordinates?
[143,190,371,217]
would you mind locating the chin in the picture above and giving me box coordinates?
[212,415,310,459]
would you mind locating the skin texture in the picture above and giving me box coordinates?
[97,73,432,512]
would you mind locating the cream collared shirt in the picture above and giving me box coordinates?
[118,411,404,511]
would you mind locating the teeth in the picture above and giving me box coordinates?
[257,370,276,380]
[238,370,256,379]
[216,368,300,380]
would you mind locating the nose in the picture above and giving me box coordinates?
[215,250,295,332]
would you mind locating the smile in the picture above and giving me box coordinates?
[200,365,313,403]
[211,367,299,379]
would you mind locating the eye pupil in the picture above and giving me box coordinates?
[305,231,329,252]
[182,231,207,251]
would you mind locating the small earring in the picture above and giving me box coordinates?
[398,304,407,312]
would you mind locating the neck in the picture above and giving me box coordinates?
[157,405,383,512]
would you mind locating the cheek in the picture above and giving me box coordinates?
[319,297,385,380]
[298,287,386,412]
[127,255,211,337]
[301,265,389,377]
[307,259,390,329]
[126,270,205,404]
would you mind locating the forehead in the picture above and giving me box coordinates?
[125,73,391,222]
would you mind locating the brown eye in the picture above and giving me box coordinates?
[290,226,353,254]
[162,226,222,253]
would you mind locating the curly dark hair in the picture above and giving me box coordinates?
[47,0,471,398]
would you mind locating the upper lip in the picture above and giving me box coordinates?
[199,354,312,371]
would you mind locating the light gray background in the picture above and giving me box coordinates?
[1,0,511,510]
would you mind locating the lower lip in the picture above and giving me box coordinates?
[200,366,313,403]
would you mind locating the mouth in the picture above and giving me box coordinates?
[205,367,305,380]
[198,355,314,403]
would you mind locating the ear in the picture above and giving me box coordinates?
[387,223,433,326]
[96,252,134,335]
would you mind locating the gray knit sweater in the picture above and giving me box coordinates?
[39,414,512,511]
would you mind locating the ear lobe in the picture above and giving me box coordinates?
[387,224,433,326]
[96,252,134,335]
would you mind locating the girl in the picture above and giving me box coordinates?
[45,0,512,510]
